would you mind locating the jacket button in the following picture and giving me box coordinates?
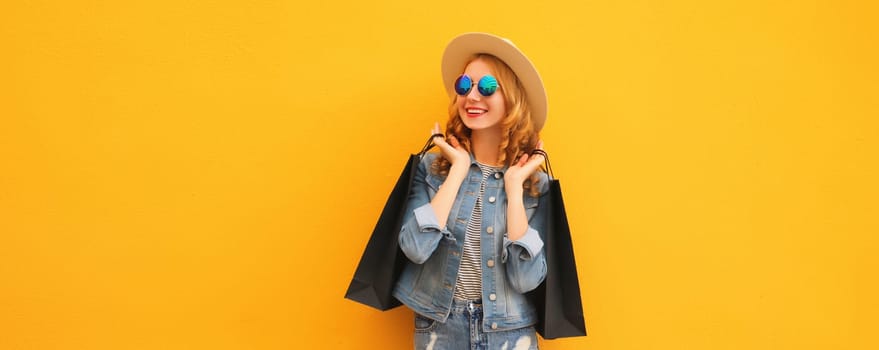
[489,293,496,301]
[486,259,495,267]
[491,322,498,329]
[486,226,494,234]
[494,173,501,179]
[488,196,496,203]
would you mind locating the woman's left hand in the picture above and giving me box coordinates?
[504,141,545,189]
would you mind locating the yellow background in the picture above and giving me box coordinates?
[2,0,876,349]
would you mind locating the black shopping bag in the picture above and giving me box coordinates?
[528,149,588,339]
[344,135,440,310]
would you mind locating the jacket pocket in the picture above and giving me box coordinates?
[425,173,443,193]
[524,195,539,219]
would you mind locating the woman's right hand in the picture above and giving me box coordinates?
[432,122,470,169]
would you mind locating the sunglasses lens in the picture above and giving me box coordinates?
[454,75,472,96]
[477,75,498,96]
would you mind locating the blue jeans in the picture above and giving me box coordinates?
[414,299,539,350]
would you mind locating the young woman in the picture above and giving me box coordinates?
[393,33,550,350]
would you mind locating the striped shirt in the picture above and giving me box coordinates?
[454,162,500,300]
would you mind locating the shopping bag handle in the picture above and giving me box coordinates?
[530,149,554,180]
[418,133,445,156]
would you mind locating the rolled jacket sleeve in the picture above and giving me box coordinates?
[399,203,454,264]
[501,226,544,262]
[501,225,547,293]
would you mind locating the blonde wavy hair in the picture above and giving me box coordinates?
[431,54,543,197]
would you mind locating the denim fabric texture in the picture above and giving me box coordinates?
[414,299,539,350]
[393,152,549,333]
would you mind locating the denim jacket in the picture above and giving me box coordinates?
[393,152,549,332]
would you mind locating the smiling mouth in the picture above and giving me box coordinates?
[466,108,487,116]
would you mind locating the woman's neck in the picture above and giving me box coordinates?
[470,128,503,166]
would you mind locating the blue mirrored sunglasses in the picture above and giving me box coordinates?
[454,74,499,97]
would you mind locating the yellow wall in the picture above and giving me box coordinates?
[2,0,876,349]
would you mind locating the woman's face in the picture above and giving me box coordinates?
[455,58,506,134]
